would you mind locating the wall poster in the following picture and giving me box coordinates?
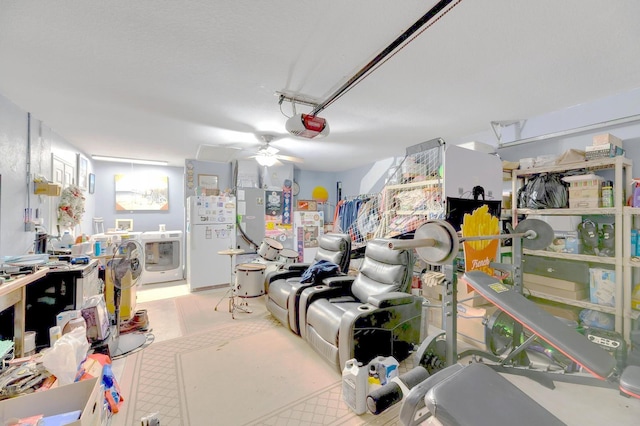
[115,174,169,211]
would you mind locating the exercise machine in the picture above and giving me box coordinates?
[389,218,552,371]
[384,219,640,425]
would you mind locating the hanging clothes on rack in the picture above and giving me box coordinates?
[333,194,381,248]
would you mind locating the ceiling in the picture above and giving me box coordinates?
[1,1,640,171]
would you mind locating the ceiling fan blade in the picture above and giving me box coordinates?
[275,154,304,163]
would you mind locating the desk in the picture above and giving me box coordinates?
[0,268,48,357]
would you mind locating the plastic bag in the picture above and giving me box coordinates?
[579,309,614,331]
[518,173,568,209]
[41,326,90,385]
[103,363,125,413]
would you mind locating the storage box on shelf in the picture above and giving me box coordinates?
[512,155,632,343]
[562,174,603,209]
[593,133,623,148]
[33,181,61,196]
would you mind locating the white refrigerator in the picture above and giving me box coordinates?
[292,211,324,262]
[187,195,237,291]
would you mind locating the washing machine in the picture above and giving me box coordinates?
[140,230,184,284]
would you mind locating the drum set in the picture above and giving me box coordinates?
[222,238,301,319]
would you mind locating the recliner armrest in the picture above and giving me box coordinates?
[367,291,416,308]
[322,275,355,287]
[284,262,311,272]
[266,269,304,285]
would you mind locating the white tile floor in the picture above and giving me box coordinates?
[111,280,640,425]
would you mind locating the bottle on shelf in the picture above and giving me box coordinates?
[601,181,614,207]
[61,231,74,248]
[633,178,640,207]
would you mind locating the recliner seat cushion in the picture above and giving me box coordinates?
[307,298,359,345]
[268,278,300,307]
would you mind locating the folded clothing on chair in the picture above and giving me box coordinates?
[300,260,340,283]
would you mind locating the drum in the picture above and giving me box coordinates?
[235,263,266,298]
[278,249,300,264]
[253,257,283,276]
[257,237,283,261]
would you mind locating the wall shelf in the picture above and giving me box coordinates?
[513,155,633,343]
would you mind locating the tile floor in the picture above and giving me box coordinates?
[110,280,640,425]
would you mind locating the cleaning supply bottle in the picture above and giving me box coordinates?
[61,231,74,248]
[342,359,368,415]
[601,181,614,207]
[631,178,640,207]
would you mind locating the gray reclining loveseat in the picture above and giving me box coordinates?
[297,239,422,371]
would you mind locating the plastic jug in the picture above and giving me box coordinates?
[342,359,368,415]
[61,231,74,248]
[631,178,640,207]
[368,355,399,386]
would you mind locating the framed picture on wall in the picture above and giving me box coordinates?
[114,174,169,211]
[77,154,89,190]
[198,174,218,189]
[88,173,95,194]
[115,219,134,231]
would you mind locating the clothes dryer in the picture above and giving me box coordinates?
[140,230,184,284]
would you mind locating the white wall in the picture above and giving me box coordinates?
[93,161,185,233]
[3,86,640,258]
[0,93,97,256]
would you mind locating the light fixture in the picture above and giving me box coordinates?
[255,153,277,167]
[91,155,168,166]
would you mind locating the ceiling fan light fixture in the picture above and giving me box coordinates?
[255,154,278,167]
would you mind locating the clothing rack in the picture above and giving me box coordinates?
[343,192,378,201]
[333,194,382,249]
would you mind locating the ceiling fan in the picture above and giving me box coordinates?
[243,134,304,167]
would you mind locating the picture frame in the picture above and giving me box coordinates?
[197,174,218,189]
[115,219,134,232]
[77,154,89,190]
[114,173,169,211]
[88,173,95,194]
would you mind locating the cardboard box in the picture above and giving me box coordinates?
[457,280,491,307]
[423,298,442,330]
[531,297,581,322]
[527,215,582,232]
[523,273,587,291]
[0,377,104,425]
[568,196,600,209]
[422,284,443,301]
[56,310,82,334]
[593,133,623,148]
[457,304,499,348]
[524,280,589,300]
[81,295,110,342]
[563,174,602,208]
[589,268,616,306]
[585,144,625,160]
[296,200,318,211]
[33,182,61,196]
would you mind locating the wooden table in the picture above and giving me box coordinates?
[0,268,48,357]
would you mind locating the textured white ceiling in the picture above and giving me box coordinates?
[1,1,640,171]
